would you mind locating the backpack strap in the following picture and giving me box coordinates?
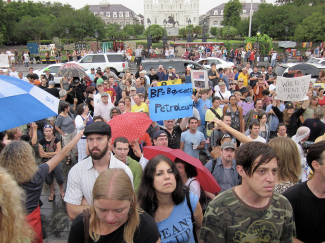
[211,159,218,174]
[185,190,198,243]
[208,108,221,120]
[245,110,254,131]
[83,208,90,243]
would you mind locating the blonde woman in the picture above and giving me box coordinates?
[268,137,301,193]
[0,132,83,243]
[68,169,161,243]
[0,168,35,243]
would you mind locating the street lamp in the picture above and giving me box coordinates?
[147,18,152,51]
[285,26,289,41]
[202,20,207,43]
[256,28,261,65]
[65,28,69,44]
[187,18,192,43]
[227,26,230,42]
[162,19,168,48]
[95,29,98,53]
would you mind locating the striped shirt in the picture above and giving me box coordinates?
[64,153,134,205]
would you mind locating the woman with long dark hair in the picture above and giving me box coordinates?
[223,95,243,132]
[138,155,203,243]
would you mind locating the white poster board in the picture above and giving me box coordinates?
[275,75,310,101]
[190,70,209,89]
[0,54,9,68]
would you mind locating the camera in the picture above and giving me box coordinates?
[300,141,314,154]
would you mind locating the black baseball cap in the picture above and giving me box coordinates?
[153,130,167,140]
[84,122,111,137]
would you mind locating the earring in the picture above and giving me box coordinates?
[152,203,155,211]
[128,206,132,214]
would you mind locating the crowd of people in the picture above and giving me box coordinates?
[1,43,325,243]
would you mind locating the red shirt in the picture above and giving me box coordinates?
[104,87,117,103]
[249,51,255,61]
[319,96,325,106]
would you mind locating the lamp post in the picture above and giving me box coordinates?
[256,28,261,65]
[95,29,98,53]
[162,19,168,48]
[186,18,192,43]
[65,28,69,44]
[202,20,207,43]
[285,26,289,41]
[147,18,152,51]
[227,26,230,42]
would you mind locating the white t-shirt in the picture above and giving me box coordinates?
[248,135,266,143]
[269,84,276,92]
[192,107,201,121]
[214,89,231,100]
[93,92,112,108]
[271,52,277,60]
[10,71,19,78]
[23,53,30,62]
[185,178,201,198]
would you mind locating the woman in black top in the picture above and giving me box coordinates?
[68,169,160,243]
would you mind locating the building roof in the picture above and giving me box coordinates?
[88,4,135,13]
[206,2,260,16]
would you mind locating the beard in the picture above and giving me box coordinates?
[89,142,109,160]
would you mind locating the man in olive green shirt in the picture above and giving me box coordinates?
[113,137,142,193]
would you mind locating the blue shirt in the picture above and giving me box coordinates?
[266,103,285,131]
[185,74,191,84]
[164,72,176,81]
[195,99,212,125]
[88,73,96,81]
[181,130,205,159]
[157,71,165,81]
[221,75,229,90]
[157,192,198,243]
[234,73,239,80]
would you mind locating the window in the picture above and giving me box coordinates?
[151,4,152,9]
[243,10,246,13]
[100,12,104,16]
[171,6,172,10]
[214,10,218,15]
[93,55,105,63]
[125,12,129,17]
[194,3,196,8]
[80,55,93,63]
[106,12,110,17]
[194,17,196,22]
[119,12,123,17]
[213,21,218,26]
[161,4,163,9]
[48,66,60,73]
[107,54,124,62]
[126,22,130,25]
[180,4,181,9]
[155,17,157,24]
[220,10,223,15]
[186,17,188,22]
[120,22,124,27]
[113,12,117,17]
[94,12,98,16]
[147,4,149,9]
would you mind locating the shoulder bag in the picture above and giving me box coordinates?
[186,190,198,243]
[83,208,90,243]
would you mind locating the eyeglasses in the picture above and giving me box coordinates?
[103,83,108,85]
[112,111,119,114]
[238,81,243,83]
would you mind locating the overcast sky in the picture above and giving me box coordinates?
[30,0,271,15]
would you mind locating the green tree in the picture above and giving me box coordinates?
[131,24,145,36]
[210,27,219,37]
[236,18,249,37]
[123,25,135,37]
[294,12,325,42]
[276,0,325,6]
[222,0,243,27]
[193,25,202,39]
[143,24,164,43]
[219,26,238,39]
[13,16,50,45]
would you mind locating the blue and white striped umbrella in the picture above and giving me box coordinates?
[0,76,59,132]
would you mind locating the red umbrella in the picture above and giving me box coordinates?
[58,63,85,70]
[143,146,221,194]
[107,112,152,143]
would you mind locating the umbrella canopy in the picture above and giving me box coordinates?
[143,146,221,194]
[58,63,85,70]
[55,67,88,78]
[278,41,297,48]
[290,64,319,77]
[107,112,152,143]
[0,76,59,131]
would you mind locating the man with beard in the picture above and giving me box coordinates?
[64,122,133,221]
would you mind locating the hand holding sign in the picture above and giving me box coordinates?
[275,75,311,101]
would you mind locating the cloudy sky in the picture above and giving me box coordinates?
[30,0,268,15]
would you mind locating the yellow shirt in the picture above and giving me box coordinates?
[238,73,250,86]
[131,103,149,113]
[205,107,223,137]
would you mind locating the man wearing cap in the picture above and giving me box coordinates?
[215,81,231,110]
[93,80,111,107]
[64,122,134,221]
[44,68,54,81]
[159,118,189,149]
[164,66,176,81]
[156,65,166,81]
[283,68,296,78]
[88,68,96,81]
[94,92,114,122]
[205,141,239,193]
[45,81,60,98]
[208,63,220,87]
[129,87,137,106]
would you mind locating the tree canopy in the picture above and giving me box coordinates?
[143,24,165,43]
[294,12,325,42]
[222,0,243,27]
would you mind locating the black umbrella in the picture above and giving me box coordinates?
[290,64,319,77]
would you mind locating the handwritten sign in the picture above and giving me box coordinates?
[0,54,9,68]
[148,83,193,121]
[191,70,208,89]
[238,102,254,116]
[275,75,310,101]
[157,79,182,86]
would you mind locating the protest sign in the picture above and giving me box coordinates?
[157,79,182,86]
[275,75,310,101]
[191,70,208,89]
[148,83,193,121]
[238,102,254,116]
[0,54,9,68]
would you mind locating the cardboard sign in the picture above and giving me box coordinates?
[0,54,9,68]
[191,70,209,89]
[275,75,310,101]
[148,83,193,121]
[157,79,182,86]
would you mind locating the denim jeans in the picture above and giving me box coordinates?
[271,59,276,67]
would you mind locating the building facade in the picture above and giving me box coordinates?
[143,0,200,29]
[89,1,139,27]
[200,0,260,30]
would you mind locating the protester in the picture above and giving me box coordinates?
[138,155,203,243]
[205,97,223,137]
[64,122,133,221]
[0,168,35,243]
[6,126,23,141]
[283,141,325,243]
[266,99,285,137]
[159,118,188,149]
[0,132,83,243]
[244,122,267,143]
[223,95,243,132]
[109,106,121,119]
[195,88,212,135]
[200,142,295,242]
[268,137,301,193]
[94,93,114,122]
[131,94,149,113]
[302,106,325,141]
[68,169,160,243]
[208,63,220,87]
[242,99,263,131]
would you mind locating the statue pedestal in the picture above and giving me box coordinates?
[166,27,179,36]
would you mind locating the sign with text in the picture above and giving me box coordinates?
[157,79,182,86]
[275,75,310,101]
[148,83,193,121]
[191,70,208,89]
[0,54,9,67]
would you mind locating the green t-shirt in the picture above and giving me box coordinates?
[127,156,142,194]
[200,187,296,243]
